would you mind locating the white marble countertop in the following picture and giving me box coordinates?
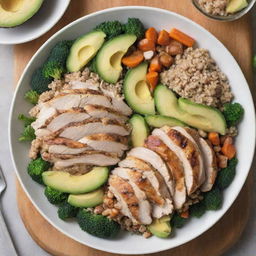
[0,8,255,256]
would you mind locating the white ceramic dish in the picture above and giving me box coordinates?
[0,0,70,45]
[9,6,256,255]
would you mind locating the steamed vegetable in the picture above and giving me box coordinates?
[24,90,39,105]
[58,201,78,220]
[170,212,188,228]
[157,30,170,46]
[203,187,223,211]
[190,202,206,218]
[95,20,123,39]
[123,18,144,39]
[169,28,195,47]
[44,186,68,205]
[30,67,52,94]
[222,102,244,127]
[19,125,35,142]
[145,27,158,43]
[18,114,36,127]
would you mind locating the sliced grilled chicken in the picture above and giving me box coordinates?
[84,105,128,123]
[59,119,130,140]
[79,134,128,157]
[47,145,91,154]
[174,127,205,186]
[110,98,132,116]
[119,156,153,171]
[69,80,100,90]
[145,135,186,210]
[199,138,218,192]
[43,151,119,168]
[154,127,202,195]
[109,175,152,225]
[127,147,175,197]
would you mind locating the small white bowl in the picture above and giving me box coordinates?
[9,6,256,255]
[0,0,70,45]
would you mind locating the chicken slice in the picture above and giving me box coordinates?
[145,135,186,210]
[47,144,91,155]
[119,156,153,171]
[199,138,218,192]
[110,98,132,116]
[127,147,175,197]
[79,134,128,157]
[109,175,152,225]
[154,127,202,195]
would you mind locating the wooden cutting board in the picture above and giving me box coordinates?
[14,0,255,255]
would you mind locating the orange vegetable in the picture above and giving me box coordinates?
[149,56,162,72]
[138,38,155,51]
[180,211,189,219]
[157,30,170,46]
[221,143,236,160]
[145,27,158,43]
[146,71,159,92]
[208,132,220,146]
[122,51,144,68]
[169,28,195,47]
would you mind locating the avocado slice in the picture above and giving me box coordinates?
[226,0,248,13]
[130,114,149,147]
[145,115,185,128]
[148,216,172,238]
[154,84,226,135]
[68,188,104,208]
[66,31,106,72]
[124,63,155,115]
[0,0,44,28]
[42,167,109,194]
[95,34,137,83]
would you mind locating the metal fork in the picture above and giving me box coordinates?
[0,165,18,256]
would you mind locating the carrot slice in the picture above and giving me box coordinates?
[122,51,144,68]
[157,30,170,46]
[221,143,236,160]
[180,211,189,219]
[149,56,162,72]
[145,27,158,43]
[208,132,220,146]
[169,28,195,47]
[138,38,155,51]
[146,71,159,92]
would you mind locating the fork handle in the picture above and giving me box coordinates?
[0,209,18,256]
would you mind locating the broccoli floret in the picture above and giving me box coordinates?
[58,201,78,220]
[77,209,120,238]
[190,201,206,218]
[18,114,36,127]
[44,186,68,204]
[204,187,222,211]
[216,158,238,190]
[89,58,97,73]
[43,60,65,79]
[24,90,39,105]
[123,18,144,39]
[253,55,256,69]
[223,103,244,127]
[30,67,53,94]
[27,157,51,184]
[95,20,123,39]
[19,125,36,142]
[170,212,188,229]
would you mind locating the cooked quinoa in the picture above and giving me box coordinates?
[160,48,233,108]
[197,0,228,16]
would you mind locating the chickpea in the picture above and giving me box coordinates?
[166,40,184,56]
[159,52,174,68]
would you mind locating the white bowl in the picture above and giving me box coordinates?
[0,0,70,45]
[9,6,256,255]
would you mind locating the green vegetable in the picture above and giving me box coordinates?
[222,103,244,127]
[203,187,222,211]
[19,125,36,142]
[27,157,51,184]
[42,60,65,80]
[24,90,39,104]
[95,20,123,39]
[18,114,36,127]
[89,58,97,73]
[30,67,52,94]
[216,158,238,190]
[77,209,120,238]
[170,212,188,228]
[58,201,78,220]
[44,186,68,205]
[190,201,206,218]
[123,18,144,40]
[253,55,256,69]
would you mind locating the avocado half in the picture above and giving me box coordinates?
[0,0,44,28]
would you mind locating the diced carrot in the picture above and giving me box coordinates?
[122,50,144,68]
[180,211,189,219]
[145,27,158,43]
[146,71,159,92]
[221,143,236,160]
[149,56,162,72]
[138,38,155,51]
[169,28,195,47]
[157,30,170,46]
[208,132,220,146]
[223,136,233,146]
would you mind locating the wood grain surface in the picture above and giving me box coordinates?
[14,0,255,255]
